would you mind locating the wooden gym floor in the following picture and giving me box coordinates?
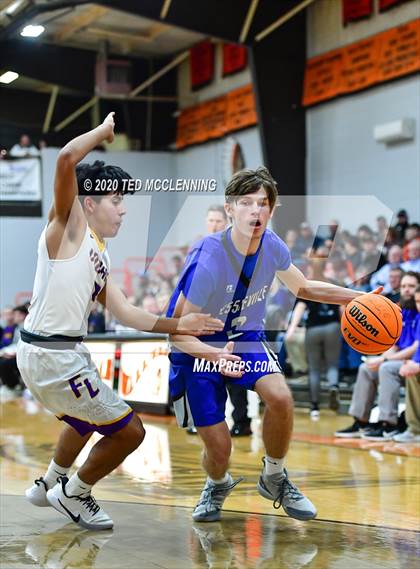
[1,397,419,568]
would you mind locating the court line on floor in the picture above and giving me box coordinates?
[5,494,417,534]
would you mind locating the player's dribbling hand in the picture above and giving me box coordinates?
[371,286,384,295]
[102,112,115,143]
[217,341,244,378]
[177,313,224,335]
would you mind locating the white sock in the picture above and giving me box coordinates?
[65,472,92,497]
[264,455,285,476]
[43,459,68,489]
[209,473,230,485]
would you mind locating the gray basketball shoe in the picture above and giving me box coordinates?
[257,460,317,521]
[192,475,243,522]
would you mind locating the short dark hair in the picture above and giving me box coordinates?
[401,271,420,284]
[13,305,28,316]
[225,166,277,211]
[76,160,132,197]
[207,204,227,219]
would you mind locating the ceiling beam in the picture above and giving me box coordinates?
[255,0,316,42]
[130,49,188,97]
[239,0,260,43]
[55,5,109,41]
[43,85,59,133]
[160,0,172,20]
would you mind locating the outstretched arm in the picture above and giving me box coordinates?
[98,279,223,335]
[276,264,381,305]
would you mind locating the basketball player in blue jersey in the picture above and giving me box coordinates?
[167,166,381,523]
[17,113,223,531]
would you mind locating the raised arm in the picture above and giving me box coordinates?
[98,279,223,336]
[51,113,115,221]
[46,113,116,259]
[277,264,381,305]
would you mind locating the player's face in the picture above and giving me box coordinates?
[92,194,126,238]
[227,187,272,239]
[400,276,418,301]
[206,211,227,234]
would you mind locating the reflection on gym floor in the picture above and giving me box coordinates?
[1,398,419,568]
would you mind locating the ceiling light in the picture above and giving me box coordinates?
[0,71,19,84]
[21,24,45,37]
[5,1,25,16]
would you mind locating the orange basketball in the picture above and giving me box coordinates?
[341,293,402,355]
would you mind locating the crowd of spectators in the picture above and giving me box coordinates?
[1,134,47,159]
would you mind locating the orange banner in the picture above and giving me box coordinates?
[302,49,344,106]
[303,18,420,106]
[226,84,258,132]
[176,84,257,149]
[377,20,420,81]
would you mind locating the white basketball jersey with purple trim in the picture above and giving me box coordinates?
[25,225,110,337]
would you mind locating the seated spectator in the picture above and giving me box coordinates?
[285,229,301,263]
[141,294,160,315]
[402,224,420,260]
[358,224,376,241]
[286,257,341,418]
[0,305,28,395]
[9,134,40,157]
[0,306,15,348]
[401,239,420,273]
[376,216,389,244]
[352,265,372,292]
[393,285,420,443]
[88,302,106,333]
[295,222,323,257]
[335,272,419,439]
[133,274,154,307]
[343,236,362,274]
[382,227,400,256]
[360,236,386,274]
[384,267,403,304]
[370,245,402,293]
[393,209,409,244]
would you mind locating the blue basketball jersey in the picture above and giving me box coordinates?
[167,228,291,361]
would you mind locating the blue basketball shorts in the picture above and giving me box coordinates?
[169,337,282,428]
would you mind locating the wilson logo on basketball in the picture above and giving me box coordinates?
[348,306,379,337]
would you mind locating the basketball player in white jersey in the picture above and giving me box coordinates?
[17,113,224,531]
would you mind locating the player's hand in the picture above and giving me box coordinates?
[399,360,420,377]
[102,112,115,143]
[371,286,384,295]
[177,313,224,335]
[217,341,243,378]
